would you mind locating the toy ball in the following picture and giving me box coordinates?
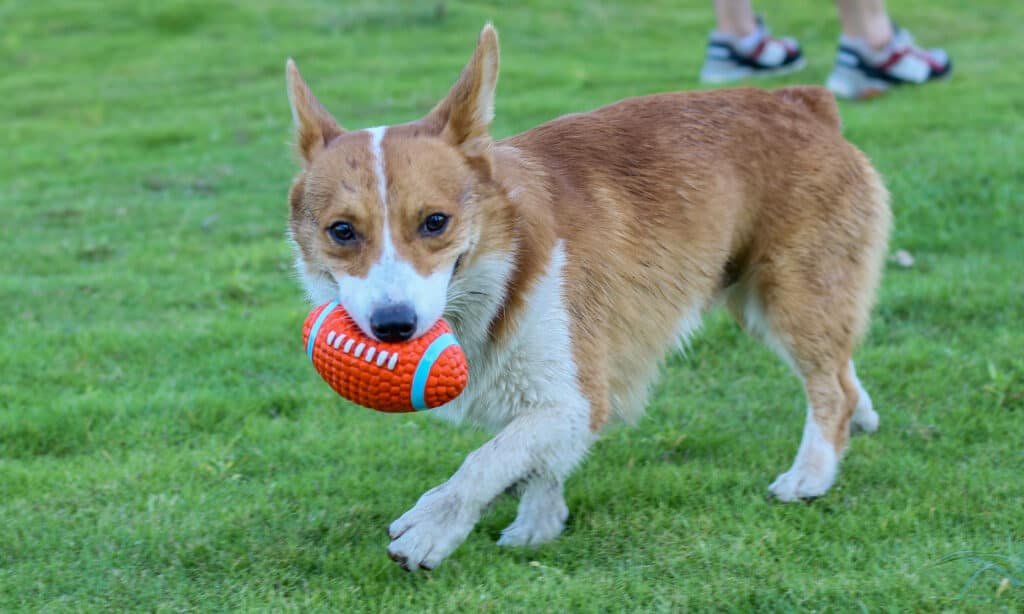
[302,301,469,412]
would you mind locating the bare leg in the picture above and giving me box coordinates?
[713,0,758,37]
[827,0,951,99]
[702,0,804,84]
[835,0,894,50]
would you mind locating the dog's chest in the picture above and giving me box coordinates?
[435,243,587,431]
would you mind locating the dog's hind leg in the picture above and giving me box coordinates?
[728,200,887,500]
[726,155,888,501]
[768,363,855,502]
[729,284,859,501]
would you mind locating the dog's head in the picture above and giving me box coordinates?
[286,25,503,342]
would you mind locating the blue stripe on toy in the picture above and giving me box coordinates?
[410,333,458,410]
[306,300,339,360]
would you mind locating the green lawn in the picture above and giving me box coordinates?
[2,0,1022,611]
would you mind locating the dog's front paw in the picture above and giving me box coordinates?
[387,485,478,571]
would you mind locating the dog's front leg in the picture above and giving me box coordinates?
[387,404,593,571]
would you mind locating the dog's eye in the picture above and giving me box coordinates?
[328,222,357,245]
[420,213,449,237]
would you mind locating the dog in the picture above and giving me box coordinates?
[285,24,890,571]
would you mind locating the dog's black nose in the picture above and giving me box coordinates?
[370,303,418,342]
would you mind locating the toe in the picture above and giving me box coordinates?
[419,553,443,571]
[852,409,880,434]
[387,546,409,570]
[388,516,411,540]
[769,472,801,502]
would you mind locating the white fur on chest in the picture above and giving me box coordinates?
[437,242,587,431]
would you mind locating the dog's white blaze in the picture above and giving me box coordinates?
[368,126,387,200]
[366,125,395,260]
[333,125,454,341]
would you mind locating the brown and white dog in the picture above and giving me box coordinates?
[286,25,891,571]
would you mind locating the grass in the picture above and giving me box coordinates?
[2,0,1022,611]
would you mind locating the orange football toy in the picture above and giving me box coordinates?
[302,301,469,412]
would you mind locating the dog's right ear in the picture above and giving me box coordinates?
[426,24,500,163]
[286,59,343,165]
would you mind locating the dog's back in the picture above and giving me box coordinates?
[494,86,889,430]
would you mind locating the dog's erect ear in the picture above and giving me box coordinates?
[428,24,499,161]
[286,59,343,165]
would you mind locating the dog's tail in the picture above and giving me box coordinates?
[774,85,842,133]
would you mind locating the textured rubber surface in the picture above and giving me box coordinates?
[302,302,469,413]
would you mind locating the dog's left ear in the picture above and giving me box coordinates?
[428,24,499,165]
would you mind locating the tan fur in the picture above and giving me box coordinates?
[287,25,889,477]
[486,85,891,434]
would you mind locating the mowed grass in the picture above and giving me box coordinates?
[2,0,1022,611]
